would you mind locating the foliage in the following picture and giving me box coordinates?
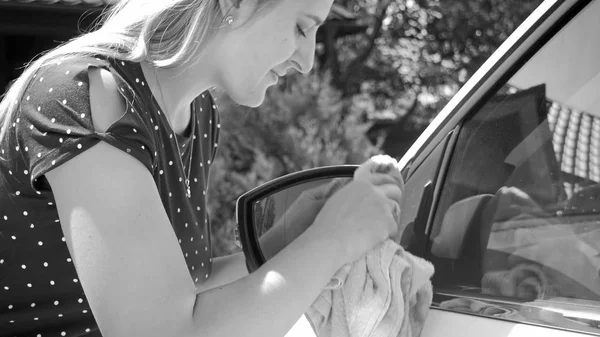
[326,0,543,139]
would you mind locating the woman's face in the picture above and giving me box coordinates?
[214,0,334,107]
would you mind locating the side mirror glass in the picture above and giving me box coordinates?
[254,177,354,260]
[236,165,357,272]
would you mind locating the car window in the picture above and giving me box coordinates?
[428,0,600,332]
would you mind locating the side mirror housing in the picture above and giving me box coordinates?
[235,165,358,272]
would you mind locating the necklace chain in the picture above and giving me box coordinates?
[153,68,194,198]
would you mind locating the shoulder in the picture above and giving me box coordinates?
[23,55,128,133]
[20,55,110,114]
[27,55,109,90]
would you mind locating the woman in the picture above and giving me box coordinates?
[0,0,403,336]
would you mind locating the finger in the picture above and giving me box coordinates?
[324,178,352,198]
[306,178,349,201]
[392,201,401,226]
[354,155,399,181]
[364,174,398,186]
[363,173,403,187]
[385,201,400,236]
[374,184,403,205]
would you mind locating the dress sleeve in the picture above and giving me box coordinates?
[14,57,158,187]
[208,94,221,163]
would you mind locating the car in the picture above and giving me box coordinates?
[235,0,600,336]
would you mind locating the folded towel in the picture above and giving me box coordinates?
[306,240,434,337]
[305,155,434,337]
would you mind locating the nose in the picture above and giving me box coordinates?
[291,34,316,74]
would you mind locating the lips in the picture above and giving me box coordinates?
[267,70,279,84]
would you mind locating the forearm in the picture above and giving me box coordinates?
[193,252,248,293]
[258,198,325,258]
[258,215,289,258]
[190,224,344,337]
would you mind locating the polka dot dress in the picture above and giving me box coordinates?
[0,56,220,336]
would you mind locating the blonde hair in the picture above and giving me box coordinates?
[0,0,270,144]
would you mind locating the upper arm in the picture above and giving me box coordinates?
[88,67,126,133]
[45,70,196,337]
[194,252,248,294]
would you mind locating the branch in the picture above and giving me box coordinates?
[323,25,342,88]
[341,0,393,90]
[394,87,421,128]
[405,91,420,119]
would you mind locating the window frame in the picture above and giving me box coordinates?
[399,129,455,258]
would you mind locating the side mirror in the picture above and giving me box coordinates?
[236,165,358,272]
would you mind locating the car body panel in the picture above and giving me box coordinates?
[422,309,592,337]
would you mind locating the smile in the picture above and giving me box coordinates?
[269,70,280,84]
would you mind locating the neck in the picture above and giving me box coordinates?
[140,56,218,134]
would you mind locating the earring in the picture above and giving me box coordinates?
[225,16,234,25]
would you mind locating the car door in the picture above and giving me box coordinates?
[397,0,600,335]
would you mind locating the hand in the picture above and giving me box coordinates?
[354,154,404,215]
[309,155,405,265]
[310,179,402,265]
[278,153,405,248]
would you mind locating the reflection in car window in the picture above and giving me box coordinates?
[428,0,600,331]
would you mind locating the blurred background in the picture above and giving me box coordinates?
[0,0,542,256]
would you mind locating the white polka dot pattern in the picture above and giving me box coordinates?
[0,56,220,336]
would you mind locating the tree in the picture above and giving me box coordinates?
[318,0,543,156]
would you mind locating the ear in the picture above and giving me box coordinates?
[217,0,259,27]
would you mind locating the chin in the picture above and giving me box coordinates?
[221,74,274,108]
[227,88,267,108]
